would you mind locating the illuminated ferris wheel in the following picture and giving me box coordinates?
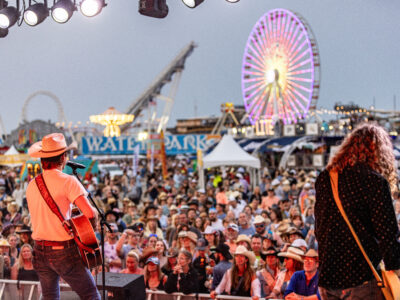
[242,8,320,125]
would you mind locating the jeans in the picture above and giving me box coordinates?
[33,242,100,300]
[319,279,384,300]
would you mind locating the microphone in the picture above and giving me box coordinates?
[67,161,86,169]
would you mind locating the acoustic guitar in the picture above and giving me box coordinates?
[69,211,102,270]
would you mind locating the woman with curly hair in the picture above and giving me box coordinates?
[315,122,400,299]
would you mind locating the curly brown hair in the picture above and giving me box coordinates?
[327,122,397,193]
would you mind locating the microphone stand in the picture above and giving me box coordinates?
[70,166,111,300]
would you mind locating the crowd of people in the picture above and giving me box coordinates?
[0,156,327,300]
[0,144,399,299]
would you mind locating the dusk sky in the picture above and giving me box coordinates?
[1,0,399,135]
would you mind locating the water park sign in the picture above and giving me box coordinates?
[164,134,220,155]
[81,135,220,155]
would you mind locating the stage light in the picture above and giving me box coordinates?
[225,0,239,3]
[139,0,168,18]
[24,3,49,26]
[0,6,19,29]
[182,0,204,8]
[0,27,8,37]
[80,0,105,17]
[51,0,76,23]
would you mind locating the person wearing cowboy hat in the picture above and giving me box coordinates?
[0,238,13,279]
[211,245,261,299]
[162,247,179,276]
[254,215,268,236]
[25,133,100,299]
[237,234,252,250]
[256,247,281,297]
[211,243,233,290]
[105,208,126,232]
[284,249,320,300]
[268,247,304,299]
[144,216,164,239]
[177,231,197,255]
[4,201,21,226]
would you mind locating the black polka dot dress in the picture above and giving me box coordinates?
[315,163,400,289]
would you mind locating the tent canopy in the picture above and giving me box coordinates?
[203,135,260,169]
[0,145,31,167]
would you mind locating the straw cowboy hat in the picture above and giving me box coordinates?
[7,201,19,213]
[28,133,76,158]
[3,196,14,203]
[0,239,10,247]
[278,246,304,263]
[302,249,319,259]
[236,234,252,248]
[178,231,198,244]
[253,215,266,224]
[234,245,255,265]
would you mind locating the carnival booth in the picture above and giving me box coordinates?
[201,134,261,189]
[0,145,30,167]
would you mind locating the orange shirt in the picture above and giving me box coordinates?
[26,169,87,241]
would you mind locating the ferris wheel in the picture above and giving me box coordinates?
[242,8,320,125]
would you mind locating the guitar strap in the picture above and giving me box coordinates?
[35,174,95,254]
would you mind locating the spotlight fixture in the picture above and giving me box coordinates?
[225,0,239,2]
[182,0,204,8]
[80,0,105,17]
[24,2,49,26]
[51,0,76,23]
[139,0,168,18]
[0,6,20,29]
[0,27,8,37]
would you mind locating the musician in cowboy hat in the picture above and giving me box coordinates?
[26,133,100,299]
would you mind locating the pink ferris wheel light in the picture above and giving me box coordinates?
[242,8,320,125]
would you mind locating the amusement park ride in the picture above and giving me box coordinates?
[241,8,321,127]
[120,41,196,135]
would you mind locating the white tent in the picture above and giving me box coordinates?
[200,135,261,189]
[4,145,19,155]
[203,135,261,168]
[0,145,31,167]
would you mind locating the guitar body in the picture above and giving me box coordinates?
[69,214,102,269]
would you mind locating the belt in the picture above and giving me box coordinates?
[34,239,75,247]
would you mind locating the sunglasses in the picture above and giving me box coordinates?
[255,224,265,228]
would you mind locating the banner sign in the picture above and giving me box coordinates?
[81,134,220,156]
[81,136,142,155]
[164,134,220,155]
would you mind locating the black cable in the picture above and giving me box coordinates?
[17,0,25,27]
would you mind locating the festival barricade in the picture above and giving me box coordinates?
[0,279,280,300]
